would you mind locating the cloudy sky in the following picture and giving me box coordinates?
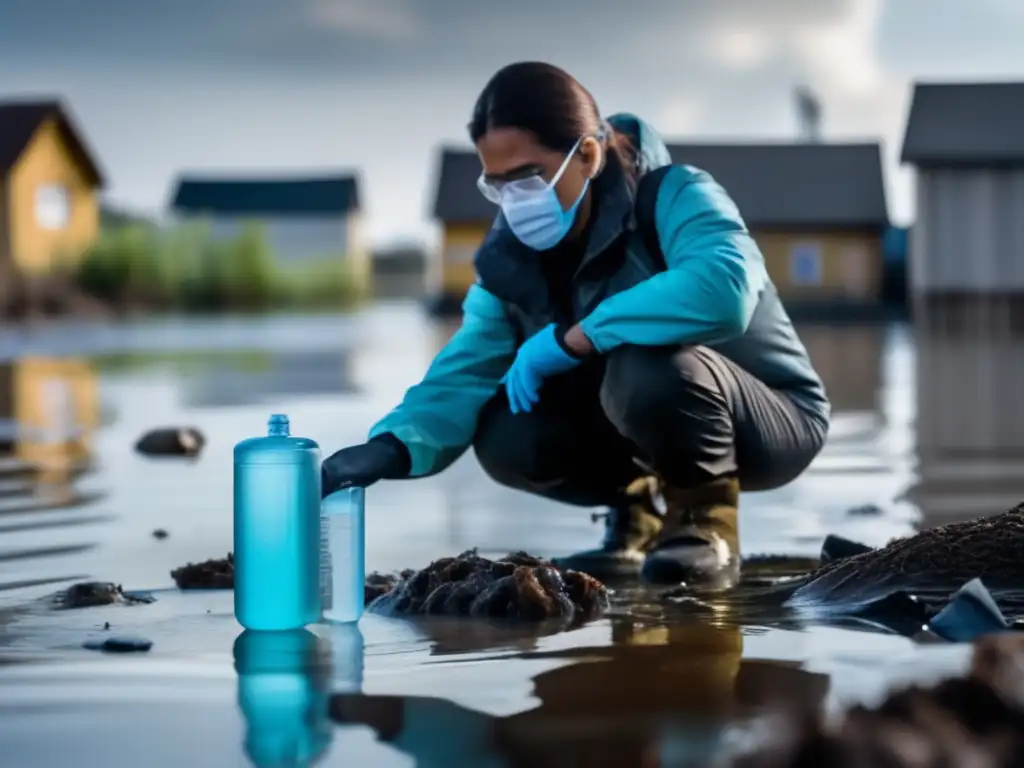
[3,0,1023,247]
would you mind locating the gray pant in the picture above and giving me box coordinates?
[472,344,827,508]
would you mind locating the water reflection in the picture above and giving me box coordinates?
[332,616,829,767]
[797,323,885,420]
[233,624,365,767]
[0,357,105,592]
[906,301,1024,527]
[178,349,359,408]
[234,629,335,767]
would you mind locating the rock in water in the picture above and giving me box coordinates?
[366,549,608,624]
[84,636,153,653]
[134,427,205,458]
[171,553,234,589]
[53,582,156,609]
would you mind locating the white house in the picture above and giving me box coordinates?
[168,173,368,291]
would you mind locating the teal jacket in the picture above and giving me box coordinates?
[370,115,829,478]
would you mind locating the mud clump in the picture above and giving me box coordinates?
[171,553,234,589]
[730,633,1024,767]
[53,582,155,609]
[168,549,609,625]
[366,549,608,624]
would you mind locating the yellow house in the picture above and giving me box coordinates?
[0,99,104,285]
[428,142,889,317]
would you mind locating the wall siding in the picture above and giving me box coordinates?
[8,118,99,274]
[912,167,1024,292]
[438,223,488,298]
[754,230,883,303]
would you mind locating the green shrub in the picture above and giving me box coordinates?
[71,220,362,314]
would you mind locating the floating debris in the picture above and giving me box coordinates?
[52,582,155,610]
[152,528,169,540]
[846,503,885,517]
[83,636,153,653]
[171,553,233,589]
[134,427,206,458]
[366,549,608,624]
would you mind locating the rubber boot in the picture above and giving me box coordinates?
[552,476,664,579]
[641,477,741,590]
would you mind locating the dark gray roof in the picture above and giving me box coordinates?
[170,174,360,216]
[901,82,1024,166]
[432,142,887,229]
[432,148,495,223]
[0,98,104,186]
[667,143,888,229]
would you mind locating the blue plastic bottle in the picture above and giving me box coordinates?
[234,414,321,631]
[320,487,365,623]
[233,629,333,767]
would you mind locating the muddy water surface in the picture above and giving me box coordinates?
[0,303,1011,766]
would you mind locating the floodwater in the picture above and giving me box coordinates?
[0,301,1020,767]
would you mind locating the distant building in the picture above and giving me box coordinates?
[667,143,889,316]
[169,174,369,294]
[0,99,104,285]
[430,149,495,311]
[429,142,889,316]
[901,82,1024,311]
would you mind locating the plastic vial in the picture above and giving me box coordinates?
[320,487,365,623]
[234,414,321,631]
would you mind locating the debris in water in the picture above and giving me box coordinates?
[728,632,1024,767]
[171,553,234,589]
[134,427,206,458]
[52,582,156,610]
[846,503,884,517]
[366,549,608,623]
[152,528,169,540]
[83,636,153,653]
[103,622,110,630]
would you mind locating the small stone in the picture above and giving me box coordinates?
[83,636,153,653]
[152,529,169,540]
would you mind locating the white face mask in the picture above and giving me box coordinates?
[476,137,599,251]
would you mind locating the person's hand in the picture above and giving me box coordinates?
[501,323,582,414]
[321,435,410,498]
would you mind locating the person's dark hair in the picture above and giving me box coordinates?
[468,61,636,185]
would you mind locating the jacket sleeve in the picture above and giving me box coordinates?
[578,165,767,352]
[367,283,517,478]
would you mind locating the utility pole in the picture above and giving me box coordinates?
[795,84,822,143]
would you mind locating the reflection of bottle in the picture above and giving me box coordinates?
[320,488,365,624]
[234,414,321,630]
[233,629,333,767]
[325,622,365,693]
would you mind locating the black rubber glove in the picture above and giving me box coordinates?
[321,433,411,498]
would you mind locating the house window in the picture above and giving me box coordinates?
[789,242,822,286]
[36,184,70,230]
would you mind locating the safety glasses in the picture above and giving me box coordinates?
[476,136,583,204]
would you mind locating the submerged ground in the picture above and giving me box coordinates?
[0,302,1020,767]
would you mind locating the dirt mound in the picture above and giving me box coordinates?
[730,632,1024,767]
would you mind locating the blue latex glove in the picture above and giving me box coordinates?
[501,323,582,414]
